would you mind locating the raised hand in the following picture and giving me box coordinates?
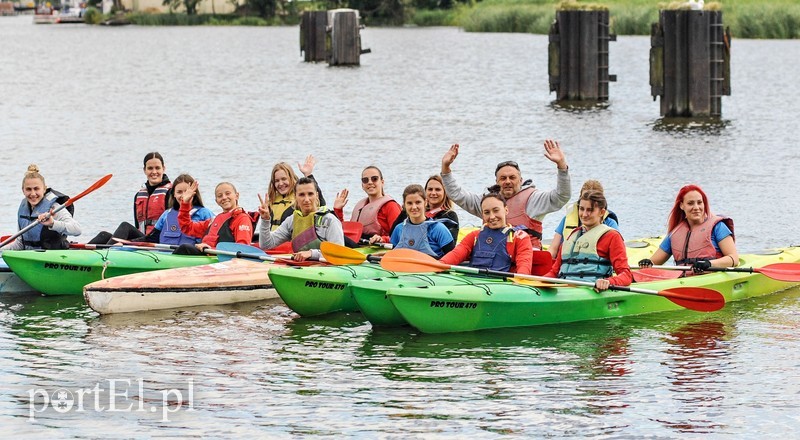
[182,180,198,204]
[441,143,460,174]
[334,188,349,210]
[257,193,271,220]
[298,154,317,177]
[543,139,567,170]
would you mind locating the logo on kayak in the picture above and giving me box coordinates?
[304,280,346,290]
[430,300,478,309]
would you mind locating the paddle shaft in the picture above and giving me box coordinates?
[0,174,113,248]
[205,248,277,262]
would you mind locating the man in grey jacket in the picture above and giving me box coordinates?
[440,139,571,250]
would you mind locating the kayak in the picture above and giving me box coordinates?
[83,258,281,314]
[386,246,800,333]
[0,256,36,294]
[269,264,398,316]
[2,249,217,295]
[269,236,663,318]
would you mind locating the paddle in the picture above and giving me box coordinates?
[0,174,113,248]
[320,241,381,265]
[214,242,278,263]
[112,238,178,251]
[359,239,393,249]
[644,263,800,282]
[70,243,174,252]
[379,248,725,312]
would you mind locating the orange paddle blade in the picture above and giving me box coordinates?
[658,287,725,312]
[320,241,367,265]
[379,248,450,273]
[755,263,800,282]
[65,174,113,206]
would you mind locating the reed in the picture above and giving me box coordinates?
[411,9,456,26]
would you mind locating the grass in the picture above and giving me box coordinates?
[412,0,800,38]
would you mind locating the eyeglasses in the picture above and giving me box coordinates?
[495,161,520,175]
[361,176,381,184]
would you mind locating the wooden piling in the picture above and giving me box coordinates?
[650,10,731,117]
[300,11,328,62]
[327,9,369,66]
[548,9,617,102]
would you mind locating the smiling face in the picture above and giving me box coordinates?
[273,169,292,197]
[680,190,706,225]
[22,177,46,208]
[425,179,445,210]
[361,168,384,199]
[173,181,190,203]
[215,183,239,212]
[144,157,165,186]
[495,166,522,199]
[481,197,508,230]
[404,193,426,223]
[295,182,318,216]
[578,199,604,229]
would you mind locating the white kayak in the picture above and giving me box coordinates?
[83,258,278,314]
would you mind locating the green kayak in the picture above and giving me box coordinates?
[269,264,398,316]
[2,249,217,295]
[386,246,800,333]
[270,236,663,318]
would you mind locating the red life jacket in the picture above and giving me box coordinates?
[670,215,735,265]
[203,208,249,248]
[135,181,172,234]
[505,186,543,249]
[350,195,395,237]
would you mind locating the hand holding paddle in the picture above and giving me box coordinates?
[378,248,725,312]
[0,174,113,249]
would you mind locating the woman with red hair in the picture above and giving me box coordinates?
[639,184,738,275]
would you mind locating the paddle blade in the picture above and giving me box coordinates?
[379,248,450,273]
[65,174,113,206]
[659,287,725,312]
[265,242,293,255]
[632,268,683,282]
[342,221,363,242]
[756,263,800,282]
[320,241,367,265]
[216,242,268,262]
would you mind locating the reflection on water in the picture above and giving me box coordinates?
[650,116,732,134]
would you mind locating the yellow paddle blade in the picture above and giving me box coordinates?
[320,242,367,265]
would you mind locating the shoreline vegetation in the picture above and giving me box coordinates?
[83,0,800,39]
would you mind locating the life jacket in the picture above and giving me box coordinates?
[470,226,514,272]
[291,207,332,252]
[135,181,172,235]
[563,203,619,240]
[17,188,72,250]
[270,195,294,231]
[160,208,201,246]
[670,215,734,266]
[351,195,395,237]
[505,186,543,249]
[396,218,438,257]
[558,224,613,282]
[204,208,248,248]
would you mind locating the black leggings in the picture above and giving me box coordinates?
[87,222,144,244]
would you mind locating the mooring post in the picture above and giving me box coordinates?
[650,9,731,117]
[300,11,328,62]
[548,8,617,101]
[327,9,370,66]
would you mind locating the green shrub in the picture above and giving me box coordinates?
[412,9,456,26]
[82,7,103,25]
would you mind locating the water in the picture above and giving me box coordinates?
[1,16,800,436]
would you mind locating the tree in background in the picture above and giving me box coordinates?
[163,0,204,15]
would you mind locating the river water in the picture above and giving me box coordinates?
[1,15,799,436]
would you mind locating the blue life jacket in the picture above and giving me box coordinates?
[17,188,71,250]
[397,219,439,257]
[558,225,613,281]
[470,227,513,272]
[159,208,202,246]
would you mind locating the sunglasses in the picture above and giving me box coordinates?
[495,160,520,174]
[361,176,381,184]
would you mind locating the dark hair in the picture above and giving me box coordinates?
[402,184,425,204]
[425,175,452,211]
[480,192,506,206]
[494,160,520,176]
[143,152,165,168]
[579,190,607,210]
[296,176,316,190]
[170,174,204,210]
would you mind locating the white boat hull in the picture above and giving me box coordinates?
[84,259,280,314]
